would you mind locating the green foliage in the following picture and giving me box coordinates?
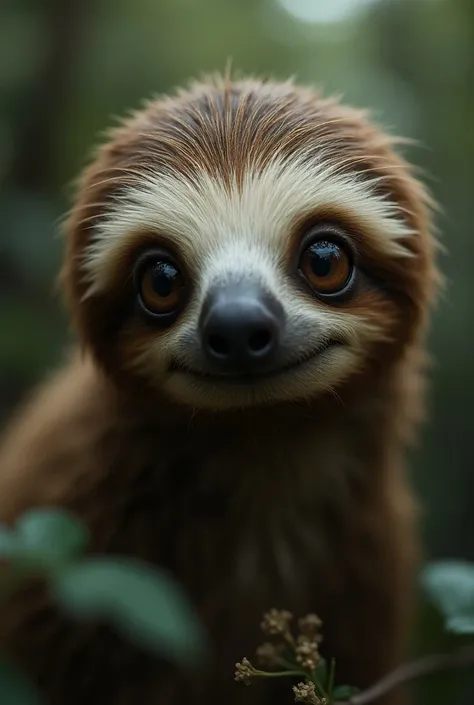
[16,508,88,563]
[313,658,327,687]
[0,660,41,705]
[0,509,89,577]
[331,685,359,701]
[54,558,204,664]
[422,560,474,636]
[412,561,474,705]
[0,508,205,702]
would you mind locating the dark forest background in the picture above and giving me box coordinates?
[0,0,473,702]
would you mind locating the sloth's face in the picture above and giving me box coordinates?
[67,79,436,411]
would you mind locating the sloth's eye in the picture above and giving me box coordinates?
[299,239,352,296]
[137,257,186,317]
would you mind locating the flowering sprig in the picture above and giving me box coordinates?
[234,609,357,704]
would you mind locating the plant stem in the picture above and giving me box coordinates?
[283,628,296,650]
[311,674,328,700]
[253,669,308,679]
[338,643,474,705]
[327,658,336,701]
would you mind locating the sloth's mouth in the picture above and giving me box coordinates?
[170,339,344,384]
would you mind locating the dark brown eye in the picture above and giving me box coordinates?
[138,258,186,316]
[299,239,352,295]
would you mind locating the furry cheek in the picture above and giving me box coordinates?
[118,324,182,387]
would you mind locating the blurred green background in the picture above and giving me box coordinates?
[0,0,473,700]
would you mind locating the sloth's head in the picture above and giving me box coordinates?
[62,76,439,411]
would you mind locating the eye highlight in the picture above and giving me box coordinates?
[135,252,186,318]
[299,239,353,297]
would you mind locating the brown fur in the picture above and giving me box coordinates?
[0,75,440,705]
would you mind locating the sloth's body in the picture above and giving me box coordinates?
[0,76,439,705]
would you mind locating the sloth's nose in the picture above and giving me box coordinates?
[199,282,284,376]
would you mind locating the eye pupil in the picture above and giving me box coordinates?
[152,262,177,297]
[310,249,332,278]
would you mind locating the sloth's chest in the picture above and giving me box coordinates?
[65,425,376,697]
[92,426,355,623]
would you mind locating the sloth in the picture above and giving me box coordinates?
[0,75,440,705]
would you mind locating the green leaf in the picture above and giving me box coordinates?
[15,509,88,565]
[52,557,205,664]
[313,657,327,687]
[0,659,41,705]
[332,684,359,700]
[421,561,474,635]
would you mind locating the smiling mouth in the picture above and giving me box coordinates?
[170,340,344,384]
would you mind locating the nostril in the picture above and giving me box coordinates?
[248,327,273,354]
[207,333,230,358]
